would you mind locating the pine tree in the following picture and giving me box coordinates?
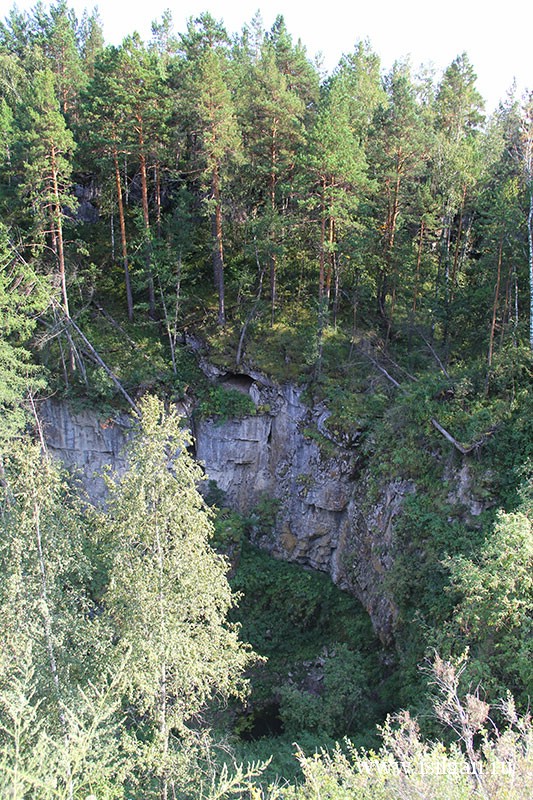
[118,35,172,318]
[335,40,385,147]
[517,92,533,350]
[433,53,485,341]
[180,15,242,327]
[237,33,307,323]
[39,1,85,118]
[304,72,367,313]
[81,45,135,319]
[79,7,104,79]
[19,68,76,318]
[368,61,432,335]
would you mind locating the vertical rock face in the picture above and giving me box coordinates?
[196,379,402,643]
[195,414,274,509]
[197,383,351,573]
[39,399,131,502]
[39,379,408,643]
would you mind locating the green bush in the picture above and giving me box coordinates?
[279,645,369,738]
[196,385,257,421]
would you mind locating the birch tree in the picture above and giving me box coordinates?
[0,223,48,443]
[0,438,129,799]
[104,395,254,799]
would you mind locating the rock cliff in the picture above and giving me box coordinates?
[194,376,409,643]
[39,399,131,503]
[39,376,411,644]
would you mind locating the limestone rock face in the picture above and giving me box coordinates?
[197,379,406,642]
[39,379,409,643]
[195,415,273,508]
[39,399,131,502]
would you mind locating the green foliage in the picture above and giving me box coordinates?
[0,655,128,800]
[279,645,369,738]
[283,656,533,800]
[2,3,533,792]
[232,542,371,648]
[244,307,321,383]
[102,396,255,795]
[196,384,256,421]
[0,438,106,705]
[321,383,387,444]
[230,542,385,748]
[248,494,281,539]
[446,501,533,700]
[0,223,48,443]
[0,394,271,799]
[0,437,127,798]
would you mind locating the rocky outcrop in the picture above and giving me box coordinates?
[344,479,415,640]
[39,399,131,503]
[196,383,353,569]
[39,377,409,643]
[196,377,409,642]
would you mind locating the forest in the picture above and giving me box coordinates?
[0,1,532,797]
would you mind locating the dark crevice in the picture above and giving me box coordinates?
[238,701,284,741]
[219,373,255,394]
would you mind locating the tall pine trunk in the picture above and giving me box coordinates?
[113,146,133,321]
[137,121,156,319]
[211,163,225,327]
[486,236,503,393]
[527,189,533,350]
[269,123,278,326]
[318,176,326,302]
[50,145,69,319]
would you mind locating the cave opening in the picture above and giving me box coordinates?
[239,701,284,741]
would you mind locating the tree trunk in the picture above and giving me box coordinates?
[154,162,162,238]
[158,255,181,376]
[325,209,335,303]
[333,253,341,329]
[486,235,503,388]
[211,163,225,327]
[236,240,265,365]
[527,189,533,350]
[269,252,277,327]
[412,220,425,318]
[154,512,169,800]
[50,145,69,319]
[379,153,402,325]
[450,183,467,301]
[269,121,278,326]
[113,146,134,321]
[137,121,156,318]
[500,258,514,347]
[319,176,326,302]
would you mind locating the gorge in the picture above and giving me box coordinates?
[39,362,485,648]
